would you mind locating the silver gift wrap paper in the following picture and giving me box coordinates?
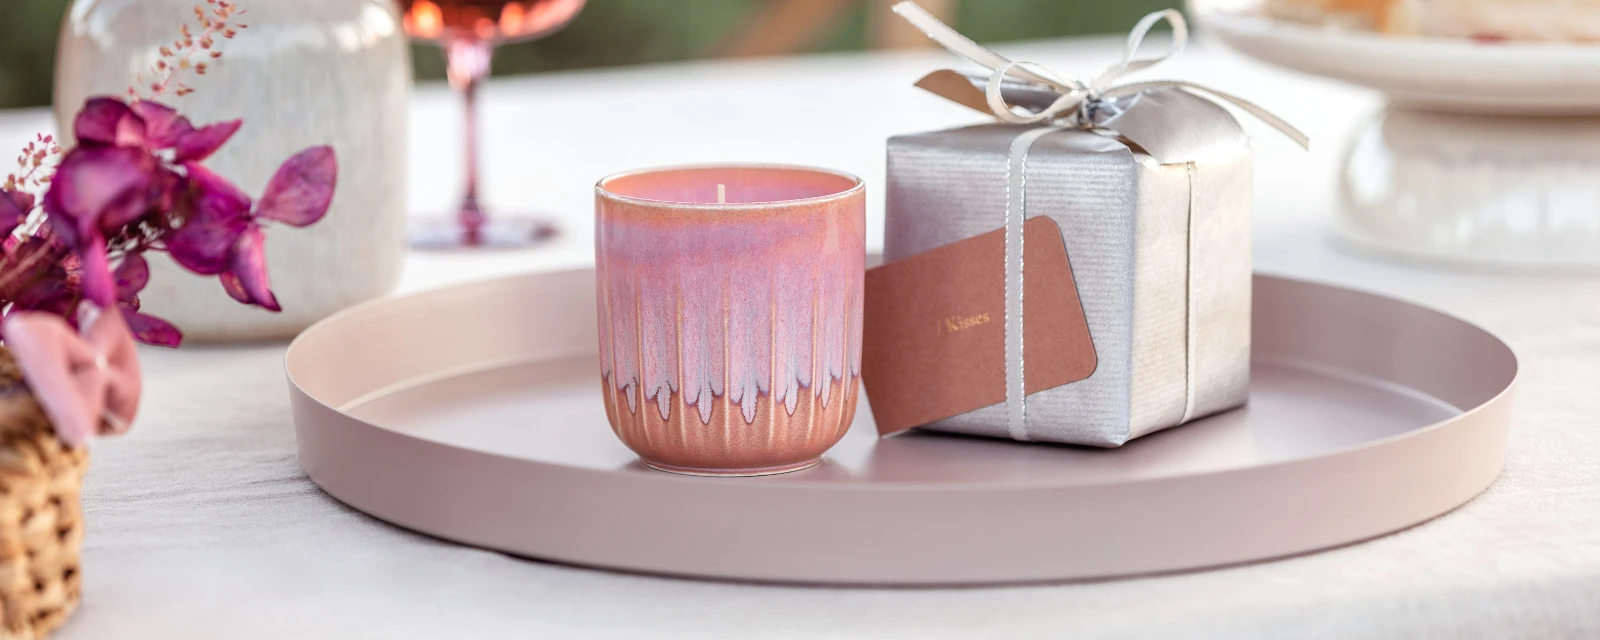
[883,89,1253,447]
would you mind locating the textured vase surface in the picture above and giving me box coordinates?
[54,0,411,341]
[595,166,865,476]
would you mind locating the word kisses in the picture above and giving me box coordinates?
[938,311,991,335]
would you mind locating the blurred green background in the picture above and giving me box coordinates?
[0,0,1171,109]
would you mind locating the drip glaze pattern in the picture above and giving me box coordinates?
[595,166,865,475]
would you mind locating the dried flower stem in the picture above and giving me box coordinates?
[0,1,311,351]
[136,0,248,100]
[4,135,61,195]
[2,1,243,241]
[3,135,60,243]
[6,1,248,214]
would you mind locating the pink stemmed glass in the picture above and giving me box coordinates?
[401,0,588,249]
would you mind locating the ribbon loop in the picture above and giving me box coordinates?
[892,0,1066,90]
[892,1,1308,149]
[987,61,1087,125]
[1100,9,1187,87]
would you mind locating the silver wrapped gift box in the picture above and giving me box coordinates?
[884,87,1257,447]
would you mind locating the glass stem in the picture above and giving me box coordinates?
[444,37,495,231]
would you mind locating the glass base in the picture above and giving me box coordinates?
[1338,106,1600,272]
[409,213,559,250]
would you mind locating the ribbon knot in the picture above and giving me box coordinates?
[4,305,142,446]
[892,2,1309,148]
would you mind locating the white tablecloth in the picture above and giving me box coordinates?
[4,35,1598,638]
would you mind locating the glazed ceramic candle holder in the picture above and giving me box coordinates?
[595,165,865,476]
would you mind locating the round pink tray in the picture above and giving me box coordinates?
[286,269,1516,585]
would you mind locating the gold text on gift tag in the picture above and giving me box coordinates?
[939,312,992,335]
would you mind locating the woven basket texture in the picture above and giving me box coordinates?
[0,348,85,640]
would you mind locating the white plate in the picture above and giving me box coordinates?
[1193,1,1600,114]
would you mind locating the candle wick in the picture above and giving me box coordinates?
[717,184,726,204]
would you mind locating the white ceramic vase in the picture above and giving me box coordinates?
[54,0,411,341]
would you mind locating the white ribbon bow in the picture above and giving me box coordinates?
[892,2,1309,148]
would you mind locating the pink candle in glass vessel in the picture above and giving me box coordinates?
[595,165,866,476]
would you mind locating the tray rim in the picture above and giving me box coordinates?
[287,269,1516,491]
[285,268,1518,584]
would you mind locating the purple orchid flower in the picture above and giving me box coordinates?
[1,2,319,447]
[109,253,183,347]
[0,190,32,238]
[40,95,338,324]
[0,237,74,319]
[0,243,180,347]
[164,161,252,276]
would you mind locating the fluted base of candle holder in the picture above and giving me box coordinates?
[640,458,822,477]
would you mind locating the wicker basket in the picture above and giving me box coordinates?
[0,348,85,640]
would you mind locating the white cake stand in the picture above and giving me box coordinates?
[1195,2,1600,271]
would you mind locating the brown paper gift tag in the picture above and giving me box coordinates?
[861,216,1097,436]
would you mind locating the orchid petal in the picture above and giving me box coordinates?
[122,308,183,347]
[218,270,251,305]
[74,97,138,147]
[184,162,252,216]
[0,189,27,238]
[172,120,242,162]
[152,165,184,215]
[43,146,153,246]
[1,244,73,315]
[4,190,34,216]
[44,214,78,249]
[45,147,147,220]
[130,101,196,150]
[163,163,251,275]
[96,176,159,233]
[77,235,115,307]
[7,289,74,318]
[225,225,279,312]
[256,146,337,226]
[113,252,150,302]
